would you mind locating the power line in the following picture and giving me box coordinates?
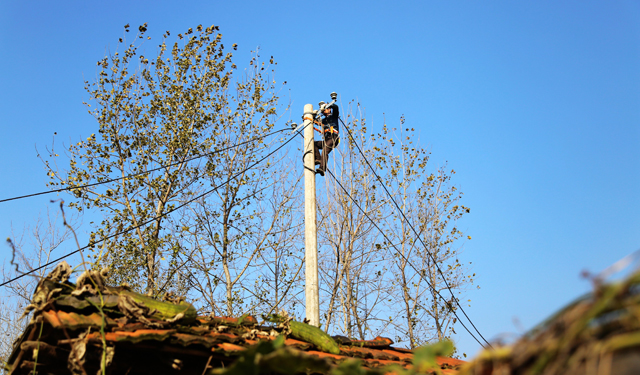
[292,127,488,348]
[338,117,493,348]
[0,125,305,289]
[0,127,290,204]
[322,166,488,349]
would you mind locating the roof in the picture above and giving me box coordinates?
[5,262,464,375]
[457,270,640,375]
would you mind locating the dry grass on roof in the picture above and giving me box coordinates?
[459,270,640,375]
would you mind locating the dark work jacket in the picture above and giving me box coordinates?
[322,104,340,134]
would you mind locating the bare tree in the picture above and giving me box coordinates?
[184,151,302,316]
[317,104,395,339]
[0,210,75,372]
[315,104,476,348]
[247,173,305,316]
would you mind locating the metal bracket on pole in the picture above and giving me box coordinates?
[289,122,299,135]
[319,92,338,111]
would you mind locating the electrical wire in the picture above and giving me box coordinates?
[296,128,489,349]
[322,166,488,349]
[0,125,306,289]
[338,117,493,348]
[0,127,290,204]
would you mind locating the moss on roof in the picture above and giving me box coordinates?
[5,262,463,375]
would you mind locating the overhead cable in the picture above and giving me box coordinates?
[0,125,305,289]
[0,127,289,204]
[292,127,489,348]
[323,166,489,350]
[337,117,493,348]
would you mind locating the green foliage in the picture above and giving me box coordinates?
[208,336,333,375]
[332,359,380,375]
[412,340,454,373]
[44,23,286,300]
[209,336,454,375]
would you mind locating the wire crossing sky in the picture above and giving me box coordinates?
[0,128,290,203]
[1,0,639,357]
[0,126,305,289]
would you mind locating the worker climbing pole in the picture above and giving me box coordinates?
[313,92,340,177]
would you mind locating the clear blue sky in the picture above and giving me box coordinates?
[1,0,639,356]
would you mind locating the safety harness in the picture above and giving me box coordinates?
[314,120,340,146]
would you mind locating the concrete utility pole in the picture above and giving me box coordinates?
[302,103,320,327]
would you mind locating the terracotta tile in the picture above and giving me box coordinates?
[216,342,247,352]
[10,294,464,374]
[437,356,466,367]
[381,348,413,361]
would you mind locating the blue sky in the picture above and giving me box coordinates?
[1,1,639,356]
